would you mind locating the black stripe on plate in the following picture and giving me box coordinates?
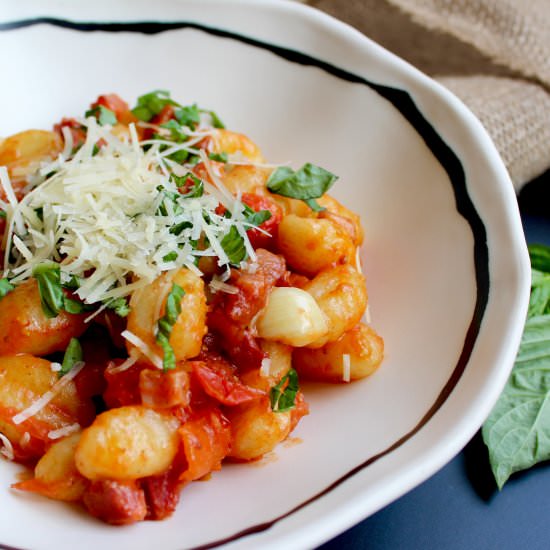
[0,17,489,550]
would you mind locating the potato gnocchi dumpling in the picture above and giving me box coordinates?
[0,91,383,524]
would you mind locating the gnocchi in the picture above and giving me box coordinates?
[0,91,382,525]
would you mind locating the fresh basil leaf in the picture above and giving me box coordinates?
[132,90,180,122]
[529,269,550,316]
[267,163,338,204]
[156,187,184,217]
[208,152,228,163]
[63,296,93,314]
[529,243,550,272]
[59,337,83,377]
[0,210,6,219]
[33,262,65,318]
[482,314,550,488]
[155,283,185,371]
[270,368,299,412]
[167,149,190,164]
[170,172,204,197]
[304,198,326,212]
[160,119,189,142]
[175,104,200,129]
[243,204,271,227]
[203,109,225,129]
[162,251,178,262]
[169,221,193,236]
[483,242,550,488]
[103,297,130,318]
[85,105,117,126]
[221,226,247,266]
[0,278,14,299]
[62,274,82,291]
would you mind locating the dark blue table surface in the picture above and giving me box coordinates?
[321,177,550,550]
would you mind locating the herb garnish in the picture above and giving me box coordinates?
[59,337,83,377]
[0,278,14,299]
[267,163,338,212]
[156,283,185,371]
[270,368,299,412]
[483,243,550,488]
[85,105,117,126]
[32,263,91,318]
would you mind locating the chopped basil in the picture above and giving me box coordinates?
[160,119,189,142]
[0,210,5,219]
[203,109,225,129]
[175,104,200,129]
[59,337,83,377]
[267,163,338,211]
[33,263,92,317]
[162,251,178,262]
[85,105,117,126]
[270,368,299,412]
[155,283,185,371]
[171,172,204,198]
[243,204,272,227]
[33,263,65,318]
[0,278,14,299]
[103,297,130,318]
[132,90,179,122]
[208,152,228,163]
[221,226,247,266]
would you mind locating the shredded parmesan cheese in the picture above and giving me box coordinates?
[12,361,85,425]
[106,354,139,374]
[121,330,163,370]
[260,357,272,377]
[48,423,80,440]
[342,354,351,383]
[0,432,14,461]
[0,119,259,303]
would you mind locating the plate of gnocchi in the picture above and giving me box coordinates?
[0,1,530,549]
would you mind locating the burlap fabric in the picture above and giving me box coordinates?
[304,0,550,191]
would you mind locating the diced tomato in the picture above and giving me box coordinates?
[191,359,264,406]
[207,309,267,370]
[178,406,231,483]
[83,479,147,525]
[241,193,283,250]
[91,94,131,121]
[151,104,176,126]
[103,362,144,408]
[139,367,190,409]
[192,160,225,184]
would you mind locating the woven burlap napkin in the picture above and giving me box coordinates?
[304,0,550,191]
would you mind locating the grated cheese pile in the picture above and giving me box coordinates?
[0,118,257,305]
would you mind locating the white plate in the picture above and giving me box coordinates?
[0,1,530,549]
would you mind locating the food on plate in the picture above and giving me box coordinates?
[0,91,384,524]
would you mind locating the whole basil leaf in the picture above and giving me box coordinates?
[482,314,550,488]
[483,242,550,488]
[529,243,550,272]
